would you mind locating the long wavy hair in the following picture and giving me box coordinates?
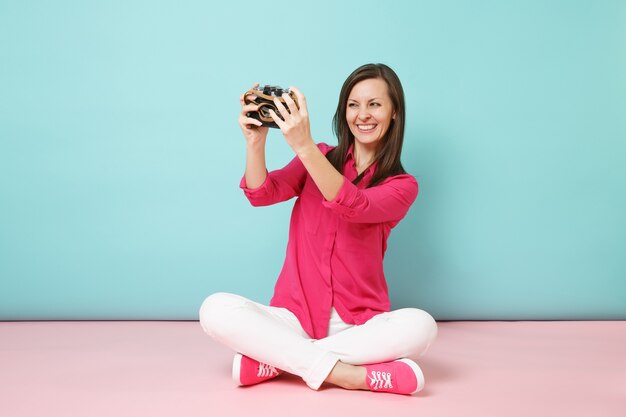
[328,63,407,188]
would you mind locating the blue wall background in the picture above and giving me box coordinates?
[1,0,625,320]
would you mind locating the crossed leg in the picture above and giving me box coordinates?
[199,292,437,390]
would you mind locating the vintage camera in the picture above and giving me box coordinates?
[243,85,299,129]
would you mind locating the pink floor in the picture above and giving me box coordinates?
[1,321,625,417]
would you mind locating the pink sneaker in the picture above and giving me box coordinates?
[232,353,282,386]
[364,358,425,395]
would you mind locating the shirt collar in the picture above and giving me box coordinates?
[345,143,378,181]
[346,143,355,161]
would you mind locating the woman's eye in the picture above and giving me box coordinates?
[348,103,358,108]
[370,102,380,107]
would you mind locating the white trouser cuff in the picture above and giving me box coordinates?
[302,350,340,390]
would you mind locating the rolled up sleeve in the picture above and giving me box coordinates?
[322,174,418,223]
[240,143,334,207]
[240,171,273,206]
[240,156,307,207]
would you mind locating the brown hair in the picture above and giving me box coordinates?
[329,63,407,187]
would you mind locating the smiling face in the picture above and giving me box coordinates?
[346,78,396,150]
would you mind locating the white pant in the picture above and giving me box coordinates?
[199,292,438,390]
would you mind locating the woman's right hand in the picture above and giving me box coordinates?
[239,83,269,145]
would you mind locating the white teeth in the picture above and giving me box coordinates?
[358,124,376,131]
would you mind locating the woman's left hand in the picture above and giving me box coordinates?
[268,86,316,156]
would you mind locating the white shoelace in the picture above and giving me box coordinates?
[257,362,279,378]
[368,370,393,390]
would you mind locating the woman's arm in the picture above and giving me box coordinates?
[238,85,311,206]
[294,143,344,201]
[244,140,268,190]
[322,174,418,223]
[239,85,269,189]
[268,87,344,201]
[239,152,309,207]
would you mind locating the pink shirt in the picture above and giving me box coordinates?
[240,143,418,339]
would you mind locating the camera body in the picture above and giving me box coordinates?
[244,85,299,129]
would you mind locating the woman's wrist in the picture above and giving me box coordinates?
[246,138,266,152]
[294,140,317,159]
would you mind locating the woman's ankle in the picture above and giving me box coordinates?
[325,361,368,390]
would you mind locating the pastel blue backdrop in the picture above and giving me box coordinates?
[1,1,625,320]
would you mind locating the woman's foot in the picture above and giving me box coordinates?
[232,353,282,386]
[364,358,424,394]
[326,359,424,395]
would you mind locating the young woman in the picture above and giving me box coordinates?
[199,64,437,395]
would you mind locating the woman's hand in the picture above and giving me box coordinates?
[238,83,269,146]
[268,86,316,156]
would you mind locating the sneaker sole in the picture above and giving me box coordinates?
[396,358,425,394]
[232,353,243,386]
